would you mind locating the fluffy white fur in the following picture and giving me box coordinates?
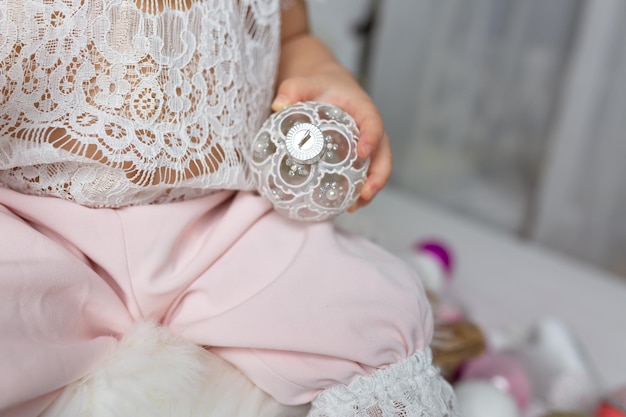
[41,323,310,417]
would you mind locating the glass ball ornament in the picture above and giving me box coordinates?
[249,101,369,221]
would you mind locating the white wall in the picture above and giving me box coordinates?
[307,0,373,77]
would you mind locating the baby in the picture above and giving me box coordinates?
[0,0,459,415]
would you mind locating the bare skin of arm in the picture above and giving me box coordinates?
[274,0,392,210]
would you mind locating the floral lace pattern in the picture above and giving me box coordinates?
[308,349,461,417]
[0,0,282,207]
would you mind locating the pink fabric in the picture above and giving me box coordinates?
[0,187,433,415]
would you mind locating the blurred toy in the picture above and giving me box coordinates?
[458,351,531,410]
[454,380,520,417]
[408,239,605,416]
[408,239,486,379]
[515,318,601,413]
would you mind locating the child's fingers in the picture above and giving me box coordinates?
[364,131,392,198]
[272,77,322,111]
[349,131,392,211]
[336,98,385,161]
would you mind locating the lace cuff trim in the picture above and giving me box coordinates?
[308,349,461,417]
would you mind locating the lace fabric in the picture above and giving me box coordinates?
[308,349,461,417]
[0,0,282,207]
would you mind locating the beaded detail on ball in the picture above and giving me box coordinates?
[249,102,369,221]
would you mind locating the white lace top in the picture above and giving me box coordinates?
[0,0,288,207]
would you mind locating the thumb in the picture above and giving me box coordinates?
[271,77,322,112]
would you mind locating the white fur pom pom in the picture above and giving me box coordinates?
[42,322,309,417]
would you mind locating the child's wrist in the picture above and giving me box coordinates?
[278,35,340,79]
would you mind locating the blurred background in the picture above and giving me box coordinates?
[308,0,626,280]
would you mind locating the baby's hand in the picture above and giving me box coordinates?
[271,63,391,211]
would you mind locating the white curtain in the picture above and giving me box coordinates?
[366,0,626,277]
[532,0,626,277]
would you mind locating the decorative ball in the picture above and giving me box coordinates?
[408,250,447,295]
[597,403,626,417]
[455,380,520,417]
[414,239,455,278]
[458,352,532,410]
[409,238,464,322]
[597,386,626,417]
[249,102,369,221]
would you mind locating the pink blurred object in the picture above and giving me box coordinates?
[458,352,531,410]
[413,239,455,278]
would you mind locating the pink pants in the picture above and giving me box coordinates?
[0,187,433,416]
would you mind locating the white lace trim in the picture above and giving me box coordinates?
[308,349,461,417]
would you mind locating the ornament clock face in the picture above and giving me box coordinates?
[285,123,325,164]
